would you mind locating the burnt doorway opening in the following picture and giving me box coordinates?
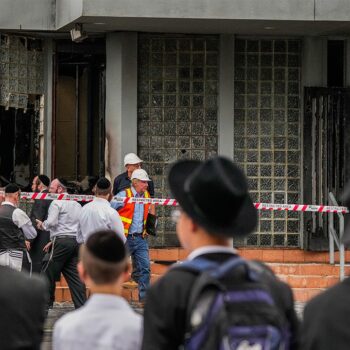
[327,40,345,88]
[54,39,106,181]
[0,98,40,188]
[303,87,350,250]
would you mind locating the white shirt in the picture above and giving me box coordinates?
[187,245,238,261]
[53,294,142,350]
[77,197,125,244]
[1,201,37,239]
[42,198,82,239]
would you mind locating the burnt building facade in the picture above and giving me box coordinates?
[1,0,350,249]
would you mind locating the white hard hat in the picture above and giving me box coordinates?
[131,169,151,181]
[124,153,143,166]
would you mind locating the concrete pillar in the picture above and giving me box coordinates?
[218,35,235,247]
[300,37,327,249]
[105,32,138,180]
[43,38,53,177]
[302,37,327,87]
[345,38,350,87]
[218,34,235,159]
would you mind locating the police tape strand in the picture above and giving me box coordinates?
[0,191,348,213]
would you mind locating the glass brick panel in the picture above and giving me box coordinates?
[0,34,44,108]
[233,39,301,247]
[138,34,219,247]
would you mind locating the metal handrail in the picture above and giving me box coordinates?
[328,192,345,281]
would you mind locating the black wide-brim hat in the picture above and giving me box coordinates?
[168,156,257,237]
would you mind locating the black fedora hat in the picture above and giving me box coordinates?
[168,156,257,237]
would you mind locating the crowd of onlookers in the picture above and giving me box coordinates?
[0,155,350,349]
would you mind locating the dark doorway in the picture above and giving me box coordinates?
[303,87,350,250]
[0,101,39,188]
[53,39,106,181]
[327,40,344,87]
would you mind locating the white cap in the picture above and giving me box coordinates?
[131,169,151,181]
[124,153,143,166]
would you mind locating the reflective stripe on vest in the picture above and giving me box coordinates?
[117,188,150,236]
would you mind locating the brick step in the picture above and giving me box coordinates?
[267,262,350,276]
[149,248,350,264]
[57,248,349,303]
[267,262,343,302]
[56,281,327,304]
[55,282,141,303]
[292,288,324,303]
[121,281,139,303]
[55,262,347,286]
[55,286,72,302]
[276,274,339,288]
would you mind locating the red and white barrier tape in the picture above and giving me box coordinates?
[254,202,348,214]
[0,191,348,213]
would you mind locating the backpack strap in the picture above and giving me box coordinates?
[211,257,263,282]
[175,256,262,282]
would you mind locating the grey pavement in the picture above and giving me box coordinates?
[41,301,305,349]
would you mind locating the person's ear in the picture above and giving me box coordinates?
[77,261,87,283]
[122,261,131,283]
[189,216,200,234]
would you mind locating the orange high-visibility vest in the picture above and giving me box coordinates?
[117,188,150,236]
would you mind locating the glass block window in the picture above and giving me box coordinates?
[0,34,44,109]
[137,34,219,247]
[234,39,301,247]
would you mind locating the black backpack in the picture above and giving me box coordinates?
[175,256,291,350]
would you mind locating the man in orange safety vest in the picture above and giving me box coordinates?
[111,169,151,302]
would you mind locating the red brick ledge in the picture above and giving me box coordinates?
[150,248,350,264]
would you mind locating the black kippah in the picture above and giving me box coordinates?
[5,183,20,194]
[57,178,68,188]
[96,177,111,190]
[38,174,50,187]
[86,230,126,263]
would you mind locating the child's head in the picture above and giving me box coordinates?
[79,230,128,286]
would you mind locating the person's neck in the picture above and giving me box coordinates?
[127,170,132,179]
[4,198,17,206]
[96,194,109,200]
[90,284,123,297]
[188,233,231,252]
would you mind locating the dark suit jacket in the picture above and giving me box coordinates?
[0,266,48,349]
[302,277,350,350]
[113,171,155,197]
[29,191,51,272]
[29,190,51,225]
[142,252,300,350]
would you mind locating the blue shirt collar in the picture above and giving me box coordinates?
[131,186,144,198]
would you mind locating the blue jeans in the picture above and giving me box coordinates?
[126,234,150,301]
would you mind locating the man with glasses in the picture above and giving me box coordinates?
[0,183,37,272]
[113,153,155,197]
[111,169,152,302]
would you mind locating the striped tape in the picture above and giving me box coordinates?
[0,191,348,213]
